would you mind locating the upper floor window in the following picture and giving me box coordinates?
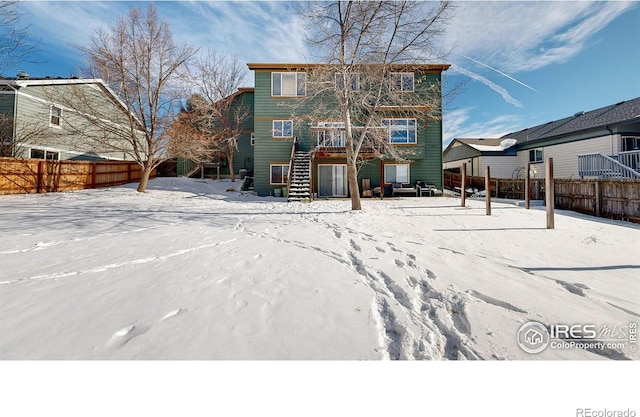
[390,73,414,92]
[50,106,62,127]
[382,118,416,144]
[273,120,293,138]
[316,122,345,147]
[272,72,306,97]
[335,73,360,92]
[529,148,543,163]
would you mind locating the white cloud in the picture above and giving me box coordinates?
[444,1,635,107]
[443,107,525,146]
[168,2,308,66]
[23,2,129,49]
[446,2,634,73]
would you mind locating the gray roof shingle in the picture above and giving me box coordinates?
[502,97,640,144]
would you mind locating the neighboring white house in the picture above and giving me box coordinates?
[443,138,518,178]
[1,76,142,161]
[444,97,640,180]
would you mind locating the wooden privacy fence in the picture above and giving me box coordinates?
[444,172,545,200]
[0,157,155,195]
[555,179,640,222]
[444,171,640,223]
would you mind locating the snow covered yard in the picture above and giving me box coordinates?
[0,177,638,360]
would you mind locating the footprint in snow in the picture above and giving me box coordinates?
[106,324,148,348]
[160,308,186,321]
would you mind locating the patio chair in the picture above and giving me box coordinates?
[361,178,373,197]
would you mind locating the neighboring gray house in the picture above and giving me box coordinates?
[444,97,640,179]
[443,138,517,178]
[0,76,140,161]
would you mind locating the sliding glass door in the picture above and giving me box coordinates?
[318,164,348,197]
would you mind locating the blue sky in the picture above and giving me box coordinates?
[6,1,640,146]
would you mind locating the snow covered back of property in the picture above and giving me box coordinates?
[0,177,638,361]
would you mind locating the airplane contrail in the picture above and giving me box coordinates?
[462,55,539,93]
[453,64,523,108]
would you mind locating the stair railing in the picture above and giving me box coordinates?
[578,152,640,180]
[285,136,298,201]
[618,150,640,173]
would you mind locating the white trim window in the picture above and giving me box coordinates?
[272,72,306,97]
[250,132,255,146]
[529,148,543,163]
[272,120,293,138]
[335,73,360,92]
[50,105,62,127]
[390,73,414,92]
[622,136,640,152]
[316,122,345,147]
[382,118,416,144]
[384,164,410,184]
[270,163,289,185]
[30,148,59,160]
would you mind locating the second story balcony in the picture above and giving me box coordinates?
[310,123,386,159]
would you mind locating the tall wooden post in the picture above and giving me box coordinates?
[36,160,44,193]
[91,163,97,188]
[485,166,491,216]
[461,163,467,207]
[546,158,554,229]
[525,162,531,209]
[594,180,602,217]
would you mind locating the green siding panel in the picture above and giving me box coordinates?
[251,68,445,196]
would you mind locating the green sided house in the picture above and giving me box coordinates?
[176,87,255,178]
[246,63,449,199]
[0,76,141,161]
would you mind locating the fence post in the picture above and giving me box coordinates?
[127,163,132,182]
[90,163,96,188]
[485,166,491,216]
[595,180,602,217]
[461,163,466,207]
[525,163,531,209]
[36,160,44,193]
[546,158,554,229]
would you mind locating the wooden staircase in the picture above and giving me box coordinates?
[287,151,312,202]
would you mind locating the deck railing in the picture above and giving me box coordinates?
[618,150,640,172]
[578,153,640,180]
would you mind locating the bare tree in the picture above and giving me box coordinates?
[0,1,37,72]
[0,113,47,157]
[65,4,196,192]
[166,95,217,167]
[171,51,249,182]
[298,1,452,210]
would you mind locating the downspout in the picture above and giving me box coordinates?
[9,82,19,156]
[605,125,614,156]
